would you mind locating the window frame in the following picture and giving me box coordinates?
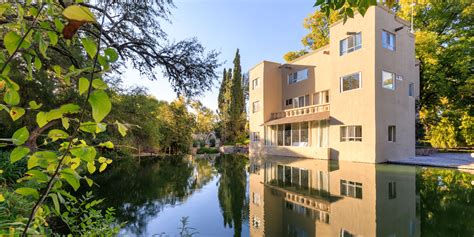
[408,83,415,97]
[340,126,362,142]
[252,132,260,142]
[252,78,260,90]
[340,72,362,92]
[388,125,396,142]
[382,30,396,51]
[252,101,260,113]
[288,68,309,85]
[382,70,396,90]
[340,32,362,56]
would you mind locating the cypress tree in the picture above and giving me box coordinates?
[229,49,245,141]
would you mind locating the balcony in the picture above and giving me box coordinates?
[271,104,330,120]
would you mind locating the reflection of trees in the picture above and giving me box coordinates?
[92,156,215,236]
[417,168,474,236]
[215,154,248,237]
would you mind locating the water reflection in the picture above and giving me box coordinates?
[249,156,416,237]
[91,154,473,236]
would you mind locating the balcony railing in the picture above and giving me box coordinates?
[271,104,330,120]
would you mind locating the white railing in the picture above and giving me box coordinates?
[271,104,330,120]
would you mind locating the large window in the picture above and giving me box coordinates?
[340,126,362,142]
[252,78,259,90]
[340,180,363,199]
[266,122,310,147]
[382,30,396,51]
[340,72,361,92]
[388,125,396,142]
[288,69,308,84]
[382,71,395,90]
[252,101,260,113]
[340,32,362,56]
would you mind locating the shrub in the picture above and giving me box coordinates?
[196,147,219,154]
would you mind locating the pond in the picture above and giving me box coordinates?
[92,154,474,237]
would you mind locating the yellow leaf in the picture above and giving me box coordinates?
[87,162,96,174]
[99,163,107,172]
[98,156,106,163]
[62,5,96,22]
[0,193,4,202]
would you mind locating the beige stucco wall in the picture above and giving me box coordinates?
[248,5,419,163]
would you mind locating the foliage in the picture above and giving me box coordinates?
[417,168,474,236]
[196,147,219,154]
[283,49,308,62]
[209,138,216,147]
[427,116,459,149]
[54,192,121,236]
[0,0,219,235]
[217,49,247,143]
[190,100,217,135]
[215,154,248,237]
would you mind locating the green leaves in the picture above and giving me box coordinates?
[60,168,80,191]
[81,38,97,59]
[15,187,39,199]
[98,141,114,149]
[12,127,29,145]
[4,89,20,105]
[116,121,128,137]
[78,77,90,95]
[92,79,107,89]
[4,31,30,56]
[70,146,96,163]
[10,107,25,121]
[48,129,69,142]
[88,90,111,123]
[10,146,30,163]
[29,100,42,110]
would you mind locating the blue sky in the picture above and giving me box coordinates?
[121,0,315,111]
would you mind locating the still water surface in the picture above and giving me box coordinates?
[93,154,474,237]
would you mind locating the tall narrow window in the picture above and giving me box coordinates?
[252,78,259,90]
[291,123,300,146]
[277,125,283,146]
[382,30,396,51]
[409,83,415,97]
[382,71,395,90]
[388,181,397,199]
[388,125,396,142]
[300,122,309,146]
[252,101,260,113]
[340,32,362,56]
[284,124,291,146]
[340,72,361,92]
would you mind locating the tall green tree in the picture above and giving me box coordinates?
[229,49,246,142]
[217,68,232,142]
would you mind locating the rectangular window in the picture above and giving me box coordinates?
[284,124,291,146]
[388,125,396,142]
[340,179,363,199]
[340,32,362,56]
[285,98,293,106]
[388,181,397,199]
[409,83,415,97]
[382,71,395,90]
[314,90,330,105]
[292,95,310,108]
[382,30,396,51]
[340,72,361,92]
[291,123,300,146]
[340,126,362,142]
[288,69,308,84]
[252,101,260,113]
[300,122,309,146]
[252,132,260,142]
[252,78,259,90]
[277,124,284,146]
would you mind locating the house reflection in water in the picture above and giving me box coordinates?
[249,156,420,237]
